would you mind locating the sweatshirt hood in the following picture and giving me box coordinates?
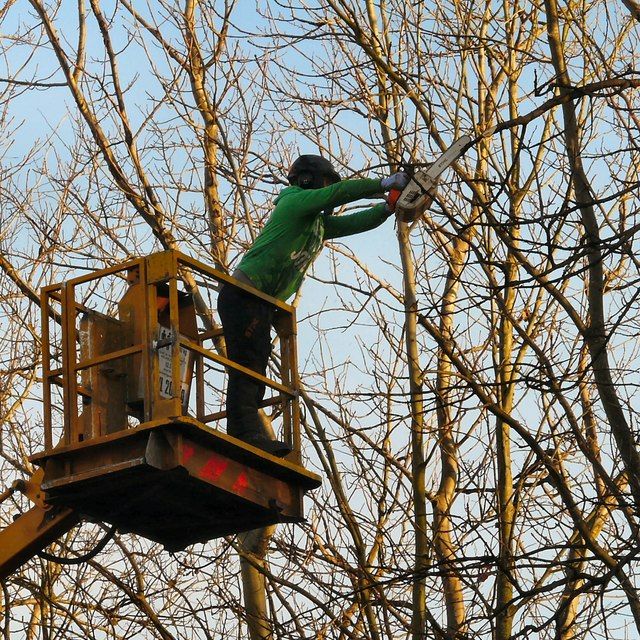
[274,185,302,205]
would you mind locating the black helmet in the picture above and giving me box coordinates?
[287,155,341,189]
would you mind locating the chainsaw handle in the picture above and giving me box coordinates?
[387,188,402,212]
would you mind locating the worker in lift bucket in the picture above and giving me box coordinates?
[218,154,409,456]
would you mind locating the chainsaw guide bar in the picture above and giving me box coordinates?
[395,135,472,222]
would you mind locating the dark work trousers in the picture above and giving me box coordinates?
[217,283,275,441]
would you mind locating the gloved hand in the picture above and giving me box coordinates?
[380,171,410,191]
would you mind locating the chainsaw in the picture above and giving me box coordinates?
[389,135,472,223]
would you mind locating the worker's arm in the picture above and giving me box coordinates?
[275,178,384,220]
[323,204,391,239]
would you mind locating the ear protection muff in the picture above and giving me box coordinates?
[297,171,315,189]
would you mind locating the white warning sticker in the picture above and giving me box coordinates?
[157,326,191,404]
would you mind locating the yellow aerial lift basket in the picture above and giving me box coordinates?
[22,250,320,556]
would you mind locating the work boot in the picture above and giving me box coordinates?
[243,435,292,458]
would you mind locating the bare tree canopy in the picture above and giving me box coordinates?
[1,1,640,638]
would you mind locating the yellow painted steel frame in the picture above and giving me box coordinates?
[2,250,312,578]
[39,249,302,463]
[0,251,321,579]
[0,469,79,581]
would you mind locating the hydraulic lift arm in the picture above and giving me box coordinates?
[0,468,79,581]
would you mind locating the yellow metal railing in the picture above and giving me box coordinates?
[40,250,301,460]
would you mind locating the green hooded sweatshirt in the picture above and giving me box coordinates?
[237,178,389,301]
